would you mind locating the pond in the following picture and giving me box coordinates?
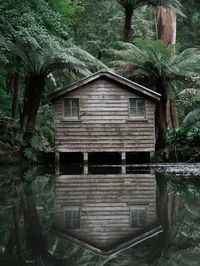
[0,163,200,266]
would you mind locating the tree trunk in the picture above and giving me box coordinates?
[21,185,46,256]
[156,7,176,47]
[122,7,133,42]
[21,74,45,143]
[12,57,21,119]
[156,173,171,229]
[156,5,179,130]
[155,78,168,150]
[6,72,14,94]
[12,206,21,254]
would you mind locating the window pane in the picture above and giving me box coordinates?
[72,99,79,117]
[65,210,80,229]
[137,99,145,109]
[130,98,136,108]
[73,210,80,228]
[130,108,137,116]
[64,99,71,117]
[65,210,73,229]
[139,209,147,226]
[138,107,145,116]
[130,209,138,227]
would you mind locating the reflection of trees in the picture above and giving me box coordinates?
[0,168,54,265]
[1,170,200,265]
[21,184,46,256]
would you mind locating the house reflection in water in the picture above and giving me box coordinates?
[54,167,163,256]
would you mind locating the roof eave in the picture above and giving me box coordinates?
[49,70,161,102]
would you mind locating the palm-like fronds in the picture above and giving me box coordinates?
[1,31,107,78]
[179,88,200,97]
[182,109,200,128]
[108,39,200,82]
[116,0,185,16]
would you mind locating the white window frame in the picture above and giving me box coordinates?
[129,98,146,118]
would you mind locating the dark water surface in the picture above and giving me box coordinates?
[0,163,200,265]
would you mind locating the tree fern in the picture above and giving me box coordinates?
[107,39,200,94]
[116,0,184,16]
[182,109,200,128]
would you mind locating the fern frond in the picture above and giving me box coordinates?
[182,109,200,128]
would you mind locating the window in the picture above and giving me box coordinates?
[130,208,147,228]
[64,98,79,117]
[129,98,145,117]
[64,209,80,229]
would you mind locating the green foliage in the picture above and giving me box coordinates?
[23,147,37,162]
[35,104,54,148]
[167,127,189,147]
[0,119,21,150]
[166,127,200,161]
[182,109,200,129]
[0,87,12,116]
[177,1,200,50]
[116,0,183,12]
[109,39,200,81]
[21,104,54,161]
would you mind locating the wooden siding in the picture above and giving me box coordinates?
[54,78,156,153]
[54,173,157,249]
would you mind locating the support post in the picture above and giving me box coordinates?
[121,152,126,165]
[55,164,59,176]
[150,152,155,162]
[122,166,126,174]
[55,152,60,164]
[84,152,88,165]
[55,152,60,176]
[84,166,88,175]
[83,152,88,175]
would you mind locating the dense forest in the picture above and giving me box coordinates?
[0,0,200,162]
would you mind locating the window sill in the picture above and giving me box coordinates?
[127,118,148,123]
[61,117,81,122]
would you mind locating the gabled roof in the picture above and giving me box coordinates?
[49,69,161,101]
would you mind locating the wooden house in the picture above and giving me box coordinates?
[53,172,163,256]
[49,70,161,164]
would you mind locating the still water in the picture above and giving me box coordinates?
[0,163,200,266]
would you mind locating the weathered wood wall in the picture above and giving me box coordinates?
[54,173,157,249]
[54,77,155,153]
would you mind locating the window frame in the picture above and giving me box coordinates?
[130,208,147,228]
[129,98,146,119]
[63,98,80,119]
[64,208,80,229]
